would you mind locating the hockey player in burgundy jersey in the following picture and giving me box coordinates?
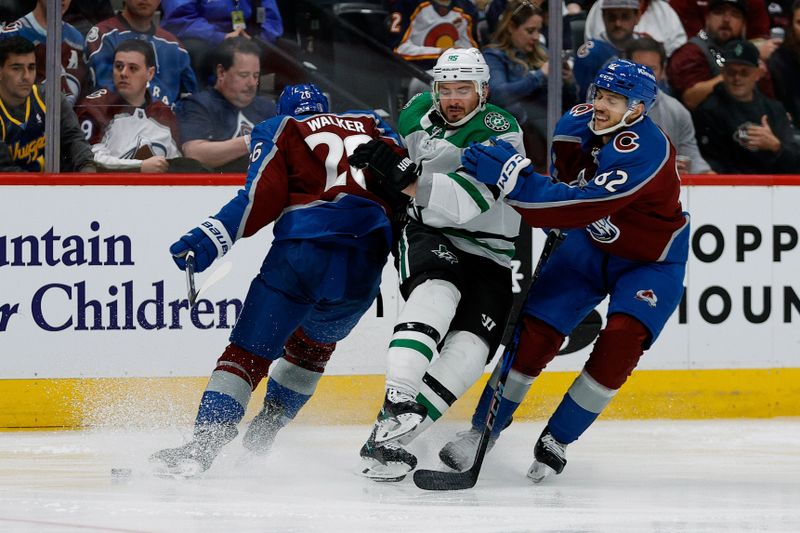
[150,84,403,477]
[440,60,690,482]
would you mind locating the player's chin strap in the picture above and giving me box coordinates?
[588,102,646,136]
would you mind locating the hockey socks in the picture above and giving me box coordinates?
[469,367,535,438]
[547,370,617,444]
[196,343,272,428]
[385,279,460,394]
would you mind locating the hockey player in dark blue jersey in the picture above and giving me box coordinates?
[439,60,690,483]
[150,84,404,477]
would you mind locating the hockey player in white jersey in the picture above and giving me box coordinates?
[348,48,524,481]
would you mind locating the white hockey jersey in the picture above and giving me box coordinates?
[399,92,523,266]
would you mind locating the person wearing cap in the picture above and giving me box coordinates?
[582,0,687,56]
[693,39,800,173]
[574,0,643,100]
[667,0,776,110]
[349,47,524,482]
[625,36,712,173]
[670,0,770,40]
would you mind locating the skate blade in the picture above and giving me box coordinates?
[358,457,410,482]
[374,413,424,444]
[527,461,556,483]
[150,458,204,479]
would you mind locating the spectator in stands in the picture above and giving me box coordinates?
[484,0,575,170]
[0,36,94,172]
[176,37,275,172]
[768,0,800,129]
[693,39,800,173]
[85,0,198,108]
[63,0,115,36]
[160,0,282,87]
[625,37,712,173]
[583,0,686,56]
[388,0,479,71]
[76,40,183,173]
[0,0,88,106]
[573,0,641,100]
[667,0,775,111]
[669,0,771,41]
[485,0,588,50]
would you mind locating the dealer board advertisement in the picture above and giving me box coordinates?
[1,180,799,378]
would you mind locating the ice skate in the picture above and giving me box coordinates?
[372,388,428,444]
[438,427,497,471]
[242,400,288,456]
[359,428,418,482]
[149,424,238,478]
[527,426,567,483]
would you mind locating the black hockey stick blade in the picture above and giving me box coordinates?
[413,426,492,490]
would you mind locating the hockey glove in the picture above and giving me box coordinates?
[170,217,233,273]
[349,139,418,193]
[461,138,532,197]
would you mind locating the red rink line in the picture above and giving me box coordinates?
[0,516,149,532]
[0,173,799,186]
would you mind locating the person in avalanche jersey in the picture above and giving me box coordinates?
[76,40,181,173]
[348,47,524,482]
[84,0,198,108]
[0,0,89,106]
[440,59,690,483]
[149,83,402,477]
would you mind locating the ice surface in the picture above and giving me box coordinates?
[0,419,798,532]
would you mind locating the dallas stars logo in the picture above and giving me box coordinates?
[484,112,510,132]
[431,244,458,264]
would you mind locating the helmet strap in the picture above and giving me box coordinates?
[588,100,645,136]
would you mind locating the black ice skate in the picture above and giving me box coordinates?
[373,388,428,444]
[527,426,567,483]
[242,400,288,455]
[359,428,418,482]
[149,424,238,478]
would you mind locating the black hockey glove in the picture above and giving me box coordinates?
[349,139,418,193]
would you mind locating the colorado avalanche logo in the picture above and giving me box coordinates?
[576,41,594,59]
[586,216,620,243]
[571,104,593,117]
[424,23,460,50]
[613,131,640,153]
[635,289,658,308]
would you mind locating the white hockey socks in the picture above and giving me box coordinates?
[417,330,490,422]
[385,279,461,395]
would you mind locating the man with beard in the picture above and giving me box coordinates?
[667,0,774,110]
[175,37,274,172]
[350,48,524,482]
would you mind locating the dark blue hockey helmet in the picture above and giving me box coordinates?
[277,83,329,116]
[591,59,658,113]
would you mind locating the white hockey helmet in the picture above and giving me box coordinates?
[432,47,491,126]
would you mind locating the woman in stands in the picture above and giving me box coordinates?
[482,0,576,170]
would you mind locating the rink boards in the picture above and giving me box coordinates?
[0,174,799,427]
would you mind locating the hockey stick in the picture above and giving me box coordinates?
[185,251,233,308]
[413,229,564,491]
